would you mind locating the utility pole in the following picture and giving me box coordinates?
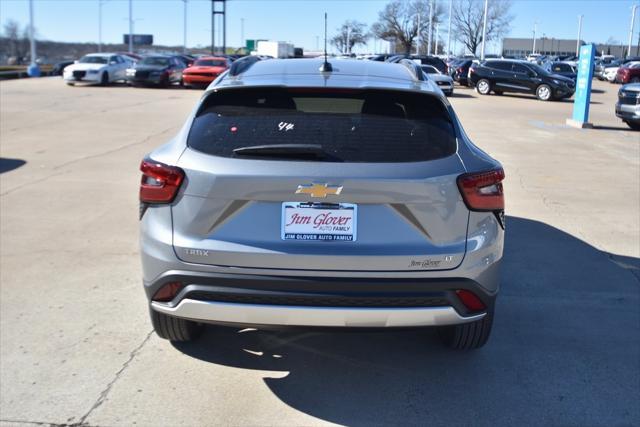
[532,21,537,54]
[480,0,488,60]
[211,0,226,55]
[447,0,452,56]
[435,23,439,55]
[182,0,188,54]
[98,0,107,53]
[576,14,583,56]
[27,0,39,76]
[417,12,421,55]
[128,0,133,53]
[240,18,245,50]
[427,0,434,55]
[628,5,638,59]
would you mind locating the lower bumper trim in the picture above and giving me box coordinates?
[151,299,485,327]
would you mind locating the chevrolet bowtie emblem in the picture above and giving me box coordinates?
[295,183,343,198]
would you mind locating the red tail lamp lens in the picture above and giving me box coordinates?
[139,158,185,204]
[455,290,486,312]
[153,282,184,302]
[457,168,505,211]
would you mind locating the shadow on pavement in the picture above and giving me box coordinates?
[174,216,639,425]
[0,157,26,174]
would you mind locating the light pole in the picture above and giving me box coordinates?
[427,0,434,55]
[182,0,188,54]
[27,0,39,76]
[480,0,488,60]
[128,0,133,53]
[532,21,538,54]
[240,18,244,51]
[576,14,583,56]
[435,23,439,55]
[447,0,452,56]
[628,5,638,59]
[98,0,110,53]
[416,11,421,55]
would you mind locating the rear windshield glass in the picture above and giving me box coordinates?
[195,59,227,67]
[140,57,170,66]
[187,88,456,163]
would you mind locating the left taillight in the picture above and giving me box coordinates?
[139,158,185,204]
[457,168,505,211]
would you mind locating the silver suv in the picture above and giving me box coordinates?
[139,58,505,350]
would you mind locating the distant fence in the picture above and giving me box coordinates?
[0,65,55,80]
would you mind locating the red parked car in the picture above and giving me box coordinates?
[182,56,231,88]
[616,62,640,84]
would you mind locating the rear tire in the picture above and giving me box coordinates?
[438,307,494,350]
[150,308,202,342]
[476,79,491,95]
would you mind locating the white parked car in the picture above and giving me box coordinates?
[63,53,132,86]
[604,66,620,82]
[420,64,454,96]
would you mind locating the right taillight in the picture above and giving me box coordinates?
[457,168,505,211]
[139,158,185,203]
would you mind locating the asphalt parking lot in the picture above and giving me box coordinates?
[1,77,638,426]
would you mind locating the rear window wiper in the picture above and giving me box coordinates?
[232,144,337,160]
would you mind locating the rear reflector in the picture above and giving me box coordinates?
[457,168,505,211]
[139,158,185,204]
[152,281,184,302]
[455,290,486,312]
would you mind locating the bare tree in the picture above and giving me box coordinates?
[331,20,369,54]
[3,20,21,62]
[452,0,512,56]
[372,0,443,55]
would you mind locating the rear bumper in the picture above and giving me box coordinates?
[151,299,485,327]
[147,271,496,328]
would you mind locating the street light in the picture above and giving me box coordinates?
[27,0,39,77]
[128,0,133,53]
[98,0,111,53]
[182,0,188,54]
[480,0,488,60]
[532,21,538,54]
[427,0,434,55]
[576,14,583,56]
[447,0,452,56]
[628,5,638,59]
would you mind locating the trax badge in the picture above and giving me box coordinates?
[295,183,343,198]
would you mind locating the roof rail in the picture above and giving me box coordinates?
[398,58,427,81]
[228,55,262,76]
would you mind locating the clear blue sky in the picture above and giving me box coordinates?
[0,0,638,54]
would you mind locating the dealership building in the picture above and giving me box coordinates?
[502,37,640,58]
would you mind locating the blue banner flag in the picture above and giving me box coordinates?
[571,44,596,124]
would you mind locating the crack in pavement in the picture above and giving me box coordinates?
[0,419,94,427]
[0,126,176,197]
[74,330,154,427]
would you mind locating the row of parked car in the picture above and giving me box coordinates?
[61,52,234,88]
[595,57,640,84]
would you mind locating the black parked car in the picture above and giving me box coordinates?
[544,62,577,81]
[469,59,575,101]
[125,55,186,87]
[452,60,473,86]
[51,60,75,76]
[386,55,448,74]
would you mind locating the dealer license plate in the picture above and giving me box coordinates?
[281,202,357,241]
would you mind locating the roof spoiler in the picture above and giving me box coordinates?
[228,56,263,77]
[398,59,427,81]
